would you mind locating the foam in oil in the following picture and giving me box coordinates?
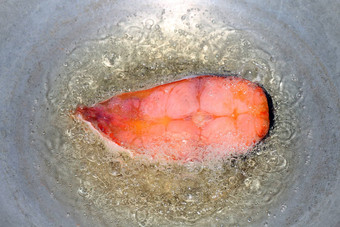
[44,8,304,226]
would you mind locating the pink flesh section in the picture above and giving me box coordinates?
[76,75,270,162]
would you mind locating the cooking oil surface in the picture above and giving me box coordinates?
[42,9,304,226]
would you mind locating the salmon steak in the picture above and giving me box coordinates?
[76,75,270,162]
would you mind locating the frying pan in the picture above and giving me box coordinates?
[0,0,339,226]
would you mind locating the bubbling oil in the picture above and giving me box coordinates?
[46,8,303,226]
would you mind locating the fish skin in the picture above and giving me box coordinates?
[76,75,270,162]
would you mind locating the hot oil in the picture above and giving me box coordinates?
[46,8,303,226]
